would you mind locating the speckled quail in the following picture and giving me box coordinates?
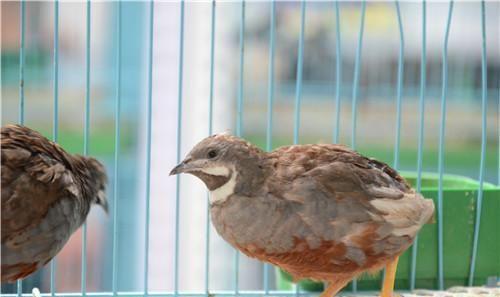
[170,134,434,297]
[1,124,108,283]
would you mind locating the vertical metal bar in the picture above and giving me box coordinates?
[206,1,216,295]
[82,1,91,295]
[266,0,275,153]
[350,2,365,291]
[143,1,155,295]
[234,1,245,295]
[350,1,366,151]
[174,1,185,297]
[19,0,25,125]
[293,3,305,294]
[437,0,454,290]
[17,1,26,294]
[53,0,59,143]
[468,0,488,286]
[263,1,276,295]
[236,0,245,139]
[333,1,342,144]
[51,0,59,294]
[410,0,426,290]
[293,0,306,146]
[393,0,404,170]
[111,1,122,295]
[207,2,215,142]
[384,2,404,291]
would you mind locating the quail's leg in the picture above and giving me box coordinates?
[380,256,399,297]
[319,277,350,297]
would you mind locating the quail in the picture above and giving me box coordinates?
[170,134,434,297]
[1,124,108,283]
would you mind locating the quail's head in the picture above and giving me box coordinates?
[170,134,268,203]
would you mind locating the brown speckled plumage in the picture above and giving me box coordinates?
[1,124,108,283]
[171,134,434,297]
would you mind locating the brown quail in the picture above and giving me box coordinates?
[1,124,108,283]
[170,134,434,297]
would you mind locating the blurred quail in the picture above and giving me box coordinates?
[170,134,434,297]
[1,124,108,283]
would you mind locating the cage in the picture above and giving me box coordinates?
[1,0,499,296]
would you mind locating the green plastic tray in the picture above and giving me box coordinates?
[276,172,500,291]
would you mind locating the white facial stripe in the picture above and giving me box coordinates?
[210,170,237,204]
[200,166,230,176]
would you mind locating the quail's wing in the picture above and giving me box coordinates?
[1,126,80,282]
[268,144,434,250]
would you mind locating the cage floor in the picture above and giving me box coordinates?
[341,287,500,297]
[4,287,499,297]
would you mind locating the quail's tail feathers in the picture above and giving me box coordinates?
[369,191,435,238]
[409,192,435,227]
[422,196,436,224]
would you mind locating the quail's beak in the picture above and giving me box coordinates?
[169,163,184,176]
[170,158,196,176]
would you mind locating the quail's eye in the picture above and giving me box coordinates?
[207,150,218,159]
